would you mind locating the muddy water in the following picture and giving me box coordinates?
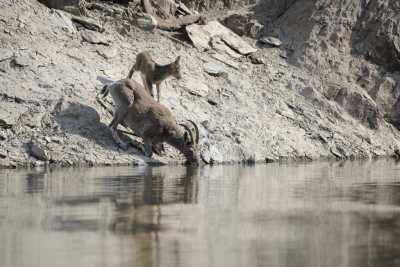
[1,160,400,267]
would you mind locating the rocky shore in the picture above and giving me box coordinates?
[1,0,400,168]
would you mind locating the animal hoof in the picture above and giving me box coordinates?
[152,143,165,156]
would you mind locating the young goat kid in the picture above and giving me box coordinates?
[127,51,182,102]
[101,78,200,165]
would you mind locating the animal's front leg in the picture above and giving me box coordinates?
[109,107,129,150]
[152,142,165,156]
[111,128,128,150]
[143,140,153,158]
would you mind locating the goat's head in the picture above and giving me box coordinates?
[179,120,200,165]
[167,120,200,165]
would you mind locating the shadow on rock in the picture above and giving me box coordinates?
[53,99,140,154]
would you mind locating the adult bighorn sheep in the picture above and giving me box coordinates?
[101,78,201,165]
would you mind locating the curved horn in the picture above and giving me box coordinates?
[179,123,194,144]
[187,120,199,144]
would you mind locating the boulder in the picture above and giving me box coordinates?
[223,14,264,38]
[28,141,49,161]
[223,13,248,36]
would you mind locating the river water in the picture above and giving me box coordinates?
[1,160,400,267]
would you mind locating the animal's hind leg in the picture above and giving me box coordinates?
[156,83,161,102]
[127,62,137,79]
[109,107,130,150]
[145,77,154,98]
[140,74,153,98]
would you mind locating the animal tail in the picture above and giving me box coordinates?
[100,84,109,98]
[126,63,136,79]
[127,54,141,79]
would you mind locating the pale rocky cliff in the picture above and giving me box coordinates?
[1,0,400,168]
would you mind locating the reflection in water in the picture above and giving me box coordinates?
[1,160,400,267]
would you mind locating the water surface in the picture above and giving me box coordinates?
[1,160,400,267]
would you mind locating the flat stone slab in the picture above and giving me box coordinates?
[182,77,209,97]
[204,62,226,76]
[211,53,239,69]
[186,21,257,55]
[81,30,109,45]
[210,36,242,59]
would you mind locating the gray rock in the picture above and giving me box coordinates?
[339,89,381,129]
[71,15,103,32]
[207,98,219,106]
[186,21,257,55]
[0,102,27,128]
[259,36,282,47]
[56,99,100,123]
[28,142,49,161]
[54,10,76,34]
[182,77,209,97]
[223,14,263,38]
[0,61,10,73]
[96,47,118,59]
[371,76,397,113]
[265,156,278,163]
[211,53,240,69]
[0,48,13,62]
[201,143,223,164]
[0,130,6,141]
[223,13,248,36]
[81,30,109,45]
[248,53,264,64]
[300,86,315,98]
[0,146,6,159]
[389,98,400,129]
[210,36,242,59]
[204,62,226,76]
[135,14,157,31]
[245,20,264,38]
[2,0,400,168]
[13,55,31,67]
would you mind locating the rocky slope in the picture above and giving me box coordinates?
[1,0,400,168]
